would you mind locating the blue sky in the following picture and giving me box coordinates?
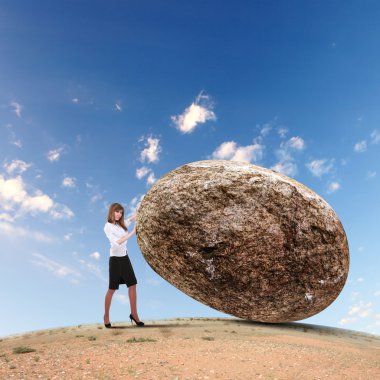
[0,1,379,337]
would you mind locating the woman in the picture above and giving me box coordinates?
[103,202,144,328]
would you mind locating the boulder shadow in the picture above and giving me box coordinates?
[109,322,198,329]
[233,319,378,339]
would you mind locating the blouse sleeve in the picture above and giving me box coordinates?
[104,224,122,248]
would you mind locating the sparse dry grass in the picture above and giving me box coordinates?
[12,346,36,354]
[126,336,157,343]
[0,318,378,379]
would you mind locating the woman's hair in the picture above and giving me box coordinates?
[107,203,128,231]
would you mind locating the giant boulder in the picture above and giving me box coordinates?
[136,160,349,322]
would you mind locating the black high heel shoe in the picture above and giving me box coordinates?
[129,313,144,326]
[104,316,112,328]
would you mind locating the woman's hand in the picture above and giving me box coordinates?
[129,212,137,222]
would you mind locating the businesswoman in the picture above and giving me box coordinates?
[103,202,144,327]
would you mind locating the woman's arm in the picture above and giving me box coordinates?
[127,212,137,222]
[116,224,136,245]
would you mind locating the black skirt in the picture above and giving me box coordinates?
[109,254,137,290]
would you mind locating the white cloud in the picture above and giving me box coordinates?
[260,123,272,137]
[0,222,52,243]
[32,253,80,282]
[79,258,106,281]
[46,147,65,162]
[359,310,372,317]
[253,121,277,144]
[351,291,360,300]
[136,167,157,186]
[10,101,22,117]
[367,171,376,179]
[286,136,305,150]
[212,141,237,159]
[89,251,100,260]
[271,161,297,177]
[127,194,145,216]
[115,101,122,112]
[356,277,364,283]
[0,174,75,220]
[0,175,53,213]
[4,160,31,174]
[275,146,292,162]
[0,212,14,222]
[233,145,263,163]
[62,177,76,188]
[348,306,360,315]
[147,172,156,185]
[277,128,288,138]
[370,129,380,144]
[339,317,358,325]
[22,191,54,213]
[0,175,26,208]
[211,141,264,164]
[340,300,376,328]
[327,181,341,193]
[72,98,79,104]
[50,204,75,219]
[171,92,216,134]
[136,166,150,179]
[306,159,334,177]
[7,127,22,148]
[78,252,107,281]
[354,140,367,153]
[90,193,103,204]
[10,138,22,148]
[348,302,373,317]
[115,294,130,305]
[64,233,72,241]
[86,180,104,204]
[140,136,161,163]
[374,290,380,297]
[270,136,305,177]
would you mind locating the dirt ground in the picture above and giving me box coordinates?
[0,317,379,380]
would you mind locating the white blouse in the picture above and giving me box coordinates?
[104,221,129,257]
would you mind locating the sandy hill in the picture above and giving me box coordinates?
[0,317,379,379]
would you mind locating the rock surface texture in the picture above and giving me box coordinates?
[136,160,349,322]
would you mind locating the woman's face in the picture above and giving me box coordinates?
[114,209,123,221]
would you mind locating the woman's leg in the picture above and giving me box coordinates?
[128,285,141,321]
[104,289,116,323]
